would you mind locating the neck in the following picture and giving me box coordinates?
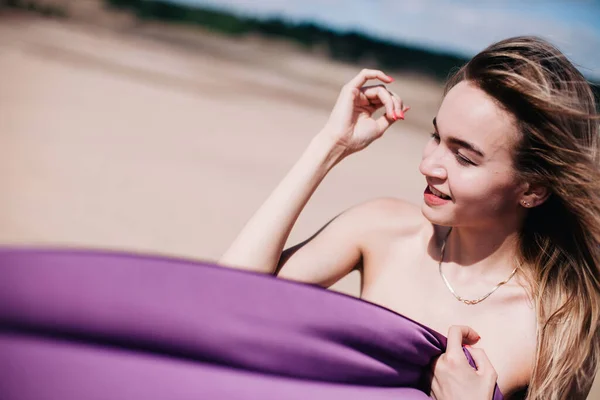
[436,221,522,280]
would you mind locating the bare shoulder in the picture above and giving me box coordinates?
[276,198,425,286]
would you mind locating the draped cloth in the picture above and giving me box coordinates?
[0,248,503,399]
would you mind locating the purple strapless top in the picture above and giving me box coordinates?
[0,248,503,399]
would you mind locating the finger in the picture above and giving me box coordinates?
[466,346,497,378]
[362,85,396,120]
[389,91,405,120]
[375,112,396,134]
[447,325,481,358]
[429,358,441,399]
[429,379,440,400]
[348,68,393,90]
[389,94,401,120]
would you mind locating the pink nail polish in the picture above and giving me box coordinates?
[388,76,394,82]
[398,110,405,120]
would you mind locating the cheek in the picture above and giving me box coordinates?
[451,169,518,208]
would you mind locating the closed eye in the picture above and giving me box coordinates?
[455,153,475,166]
[430,132,476,166]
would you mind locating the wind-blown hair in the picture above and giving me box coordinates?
[446,36,600,400]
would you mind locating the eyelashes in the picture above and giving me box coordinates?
[429,132,476,166]
[455,153,474,166]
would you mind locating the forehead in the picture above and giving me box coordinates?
[437,81,519,159]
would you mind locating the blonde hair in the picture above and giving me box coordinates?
[446,36,600,399]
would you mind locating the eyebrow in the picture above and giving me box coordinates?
[433,117,486,158]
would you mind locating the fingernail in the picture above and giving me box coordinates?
[388,76,394,82]
[393,111,398,120]
[398,110,405,120]
[465,345,471,349]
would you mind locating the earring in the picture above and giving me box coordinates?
[521,200,530,207]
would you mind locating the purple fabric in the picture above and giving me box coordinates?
[0,248,503,399]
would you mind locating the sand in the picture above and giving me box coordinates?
[0,11,598,398]
[0,11,441,288]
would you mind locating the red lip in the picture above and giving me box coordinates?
[424,186,451,206]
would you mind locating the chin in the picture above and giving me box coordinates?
[420,203,454,227]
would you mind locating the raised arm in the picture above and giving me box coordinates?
[218,69,408,276]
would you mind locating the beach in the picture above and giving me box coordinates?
[0,11,442,293]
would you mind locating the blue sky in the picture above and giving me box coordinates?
[170,0,600,80]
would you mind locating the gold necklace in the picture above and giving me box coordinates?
[438,229,519,305]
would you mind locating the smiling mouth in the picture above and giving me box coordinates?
[427,185,451,200]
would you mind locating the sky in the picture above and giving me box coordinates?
[169,0,600,80]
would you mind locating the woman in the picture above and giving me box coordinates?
[220,36,600,399]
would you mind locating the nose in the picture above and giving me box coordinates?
[419,146,447,181]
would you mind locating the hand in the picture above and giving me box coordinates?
[319,69,409,156]
[430,326,499,400]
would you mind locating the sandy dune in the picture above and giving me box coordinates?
[0,12,598,398]
[0,13,441,288]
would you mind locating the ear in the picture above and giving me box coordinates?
[519,183,550,209]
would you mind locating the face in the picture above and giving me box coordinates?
[419,80,524,228]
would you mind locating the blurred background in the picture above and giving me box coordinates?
[1,0,599,397]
